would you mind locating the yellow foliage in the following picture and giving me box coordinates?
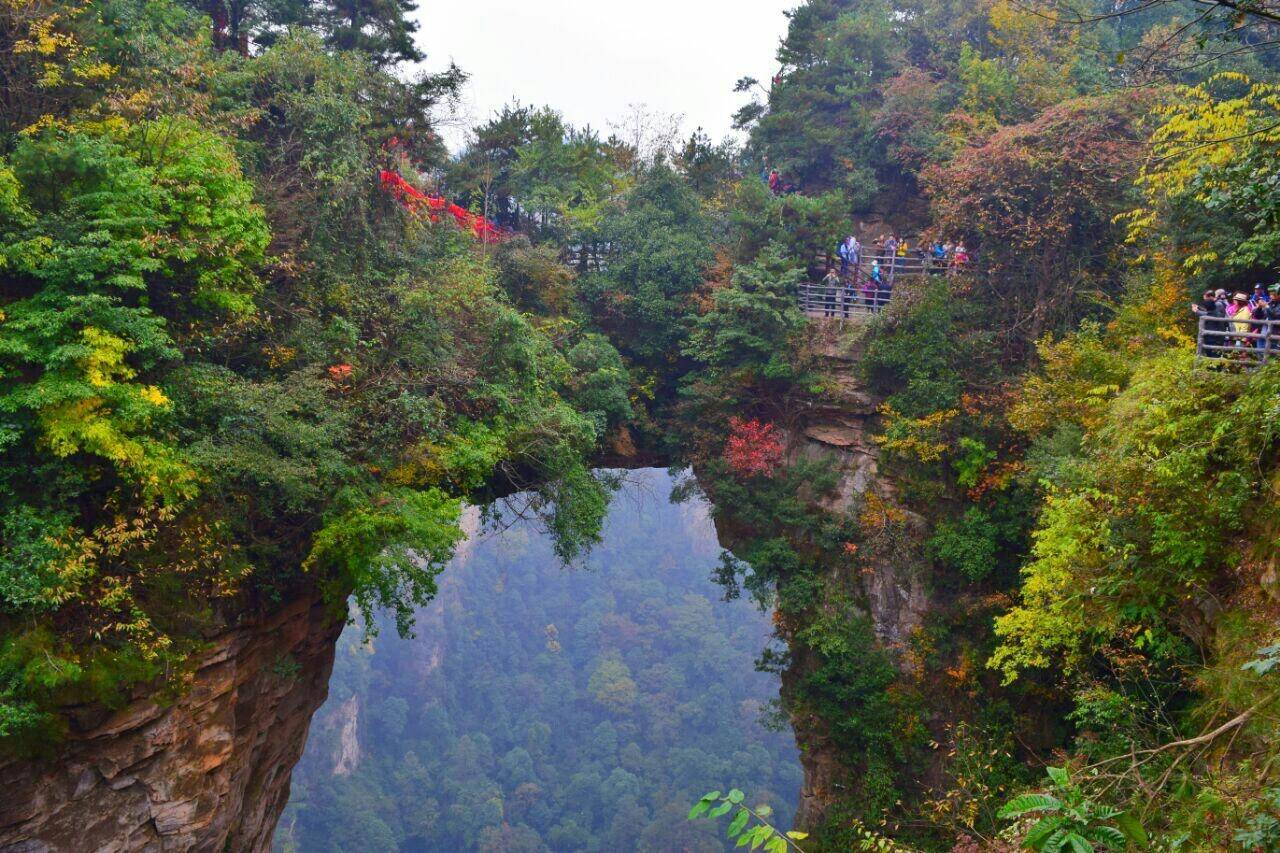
[1129,74,1280,272]
[875,404,957,463]
[80,327,135,387]
[989,489,1125,684]
[1008,327,1129,438]
[386,440,448,487]
[987,0,1081,110]
[4,0,117,135]
[860,491,909,532]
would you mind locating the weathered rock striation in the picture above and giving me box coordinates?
[0,593,344,853]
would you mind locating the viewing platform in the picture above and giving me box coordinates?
[799,252,965,319]
[1196,314,1280,368]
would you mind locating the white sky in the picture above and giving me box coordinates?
[411,0,797,151]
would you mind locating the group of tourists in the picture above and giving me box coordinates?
[1193,284,1280,358]
[815,232,970,317]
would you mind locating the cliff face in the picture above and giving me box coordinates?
[710,319,932,831]
[790,322,931,828]
[0,592,344,853]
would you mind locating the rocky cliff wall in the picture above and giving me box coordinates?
[709,319,932,831]
[0,592,344,853]
[792,323,930,828]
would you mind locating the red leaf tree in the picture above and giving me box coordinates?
[723,417,784,478]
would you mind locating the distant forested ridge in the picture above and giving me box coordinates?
[278,469,800,853]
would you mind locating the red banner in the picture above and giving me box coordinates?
[378,170,503,242]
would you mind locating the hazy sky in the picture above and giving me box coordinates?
[412,1,796,150]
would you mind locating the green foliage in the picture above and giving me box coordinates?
[1243,641,1280,677]
[261,0,429,65]
[306,487,463,636]
[685,243,806,383]
[927,507,998,582]
[860,281,968,418]
[567,333,633,433]
[730,180,850,265]
[0,5,614,748]
[1234,787,1280,851]
[580,164,712,370]
[739,0,902,200]
[993,353,1278,684]
[792,610,903,760]
[690,789,810,853]
[997,767,1138,852]
[0,120,267,502]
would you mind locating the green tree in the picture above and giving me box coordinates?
[580,164,712,370]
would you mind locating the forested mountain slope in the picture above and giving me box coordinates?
[673,1,1280,849]
[5,0,1280,850]
[278,469,800,853]
[0,1,621,847]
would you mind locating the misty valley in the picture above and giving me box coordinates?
[276,470,801,852]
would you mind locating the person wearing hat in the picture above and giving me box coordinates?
[1252,283,1270,310]
[1229,292,1253,351]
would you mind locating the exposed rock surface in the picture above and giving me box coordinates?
[0,593,344,853]
[794,319,929,656]
[329,694,361,777]
[723,317,931,830]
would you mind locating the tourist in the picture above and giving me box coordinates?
[1268,286,1280,350]
[1192,289,1224,356]
[1252,293,1271,352]
[1252,283,1270,310]
[929,239,946,274]
[838,236,857,278]
[821,268,840,317]
[859,273,876,310]
[1229,292,1253,351]
[883,235,898,284]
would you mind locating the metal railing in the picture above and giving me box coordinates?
[858,253,964,278]
[1197,314,1280,366]
[816,252,971,279]
[797,250,970,320]
[798,282,894,317]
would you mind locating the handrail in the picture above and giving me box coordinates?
[1197,313,1279,367]
[859,253,963,276]
[798,282,893,317]
[814,251,971,277]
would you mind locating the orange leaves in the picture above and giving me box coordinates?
[859,492,908,532]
